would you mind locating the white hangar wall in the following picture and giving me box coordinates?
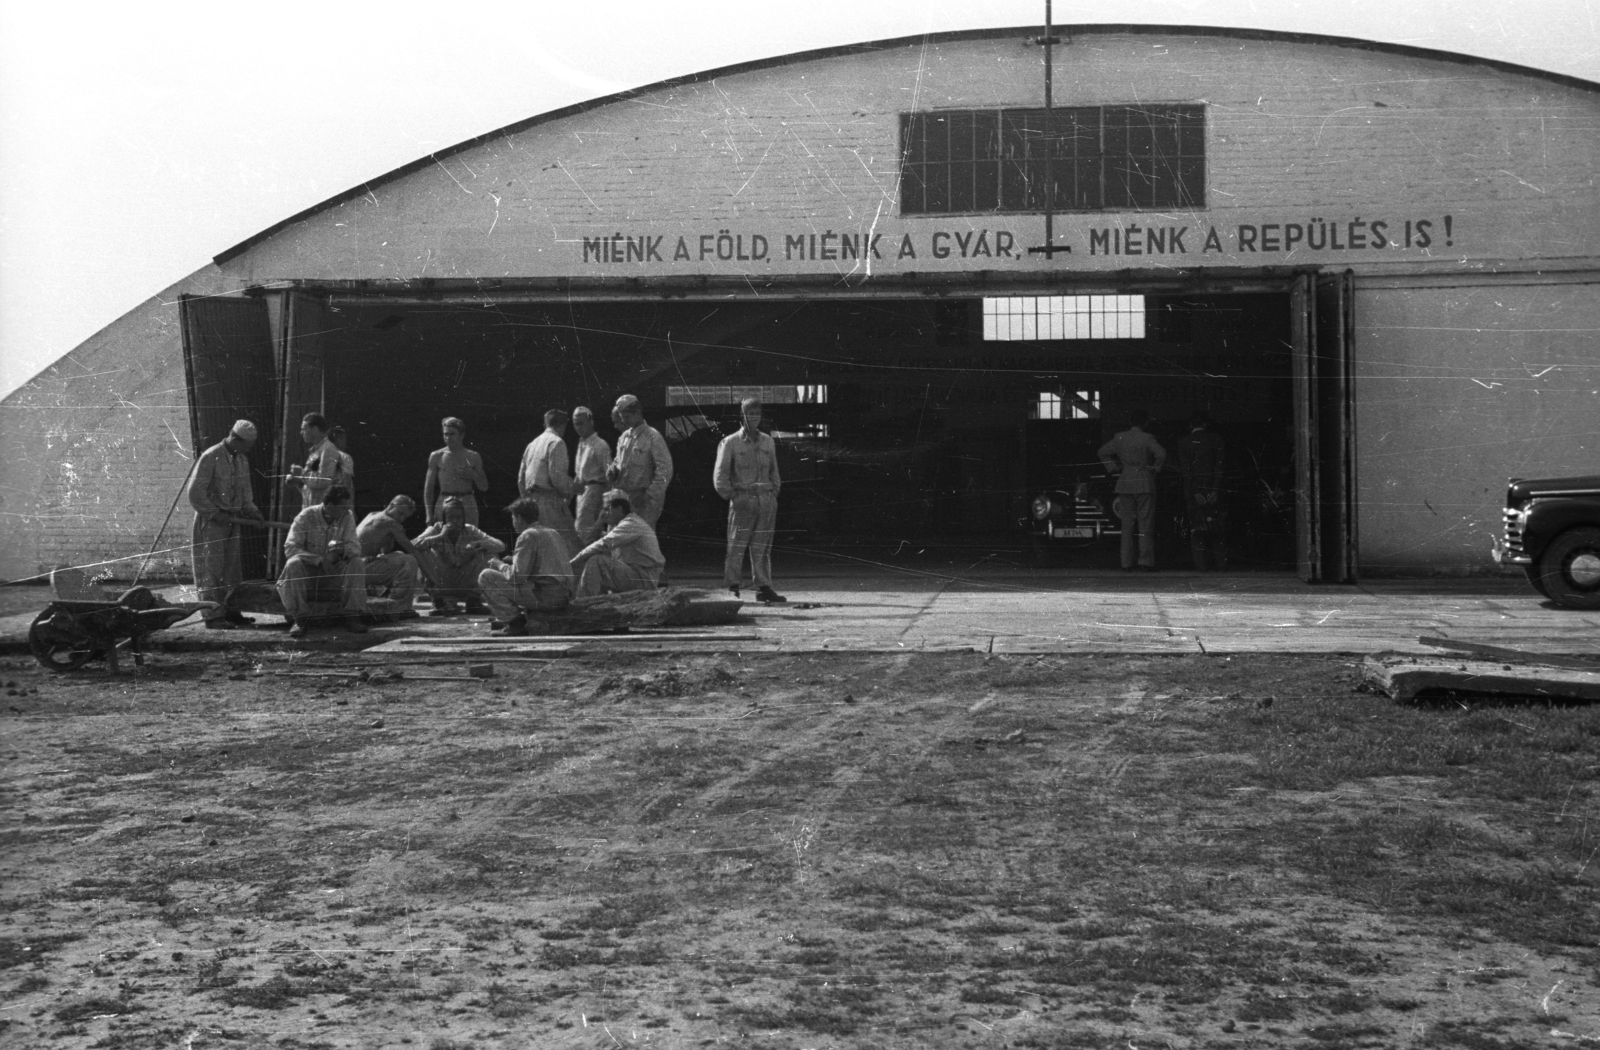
[3,26,1598,580]
[221,29,1600,281]
[0,270,233,582]
[1354,276,1600,573]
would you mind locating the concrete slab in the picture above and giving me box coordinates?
[2,565,1596,659]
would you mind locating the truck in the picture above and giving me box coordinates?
[1493,473,1600,609]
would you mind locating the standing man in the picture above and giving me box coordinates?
[188,419,265,630]
[519,409,580,552]
[1178,411,1228,571]
[413,496,505,615]
[479,497,575,636]
[277,485,367,639]
[606,394,673,526]
[357,495,425,608]
[570,492,666,596]
[713,397,785,603]
[287,413,341,511]
[1098,408,1167,572]
[328,425,356,506]
[424,416,489,526]
[571,406,612,545]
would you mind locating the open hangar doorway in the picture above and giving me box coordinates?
[273,273,1350,580]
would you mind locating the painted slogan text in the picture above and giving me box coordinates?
[576,215,1457,267]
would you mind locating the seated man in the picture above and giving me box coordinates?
[276,485,368,639]
[357,495,424,607]
[478,497,575,636]
[569,491,665,597]
[412,495,505,615]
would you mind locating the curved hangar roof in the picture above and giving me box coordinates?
[216,25,1600,285]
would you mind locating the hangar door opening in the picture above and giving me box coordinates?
[300,289,1319,574]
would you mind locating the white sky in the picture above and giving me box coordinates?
[1,0,1596,397]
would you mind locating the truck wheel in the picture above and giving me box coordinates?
[1535,527,1600,609]
[1523,566,1551,599]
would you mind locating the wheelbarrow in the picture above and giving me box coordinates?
[28,585,215,673]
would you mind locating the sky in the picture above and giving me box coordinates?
[1,0,1596,398]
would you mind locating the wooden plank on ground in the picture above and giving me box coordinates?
[1363,652,1600,703]
[1417,636,1600,671]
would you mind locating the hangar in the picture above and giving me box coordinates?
[3,24,1597,583]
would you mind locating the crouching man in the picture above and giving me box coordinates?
[277,485,368,639]
[569,491,665,597]
[413,495,505,615]
[357,495,424,608]
[478,497,575,636]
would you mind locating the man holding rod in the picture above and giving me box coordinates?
[187,419,266,630]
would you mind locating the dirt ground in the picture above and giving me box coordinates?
[1,643,1596,1049]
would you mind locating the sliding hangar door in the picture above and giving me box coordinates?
[190,274,1353,579]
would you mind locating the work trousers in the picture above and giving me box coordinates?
[431,492,479,526]
[1113,493,1157,568]
[532,490,581,553]
[190,516,243,622]
[364,551,420,604]
[277,555,368,620]
[574,483,608,545]
[723,492,777,589]
[417,550,489,603]
[577,557,660,598]
[478,569,571,621]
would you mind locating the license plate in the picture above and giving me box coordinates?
[1053,527,1095,538]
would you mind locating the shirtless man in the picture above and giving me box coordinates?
[424,416,489,526]
[357,495,425,608]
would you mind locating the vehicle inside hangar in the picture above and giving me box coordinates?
[304,288,1299,570]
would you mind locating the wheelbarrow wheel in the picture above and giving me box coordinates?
[28,611,104,672]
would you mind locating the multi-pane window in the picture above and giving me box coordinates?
[983,295,1146,341]
[900,105,1204,215]
[1031,389,1101,421]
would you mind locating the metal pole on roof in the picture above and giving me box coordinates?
[1044,0,1053,250]
[1028,2,1069,259]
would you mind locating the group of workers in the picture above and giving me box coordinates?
[187,394,786,639]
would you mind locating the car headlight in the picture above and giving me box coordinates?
[1031,495,1053,522]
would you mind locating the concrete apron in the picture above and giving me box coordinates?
[3,570,1594,659]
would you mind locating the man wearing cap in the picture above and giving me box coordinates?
[479,497,575,635]
[570,491,666,596]
[518,409,580,552]
[357,495,425,608]
[424,417,490,526]
[713,397,786,603]
[571,406,612,545]
[413,495,505,615]
[277,485,367,639]
[188,419,265,629]
[606,394,673,526]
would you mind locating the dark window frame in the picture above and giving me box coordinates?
[899,104,1206,215]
